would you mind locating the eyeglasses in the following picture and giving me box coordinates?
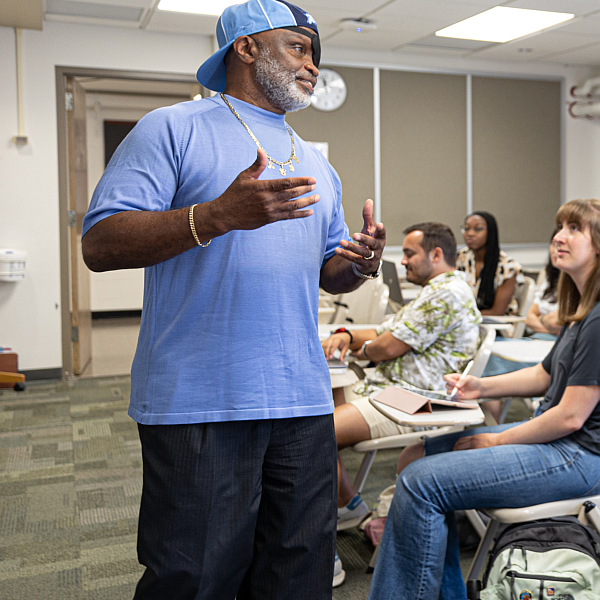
[461,226,487,234]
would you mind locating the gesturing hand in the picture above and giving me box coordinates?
[335,199,386,274]
[211,149,320,232]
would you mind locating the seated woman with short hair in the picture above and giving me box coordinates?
[368,199,600,600]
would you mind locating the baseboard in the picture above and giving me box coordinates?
[92,310,142,320]
[20,368,63,381]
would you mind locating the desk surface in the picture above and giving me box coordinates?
[318,323,380,340]
[329,369,359,388]
[491,339,554,364]
[370,396,485,427]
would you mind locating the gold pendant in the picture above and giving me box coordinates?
[268,160,275,169]
[294,156,299,163]
[289,164,295,172]
[279,166,286,176]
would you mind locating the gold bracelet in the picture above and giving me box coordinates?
[188,204,211,248]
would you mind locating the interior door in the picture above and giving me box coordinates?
[66,76,92,375]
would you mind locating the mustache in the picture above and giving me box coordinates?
[296,73,317,86]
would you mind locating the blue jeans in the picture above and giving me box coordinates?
[368,422,600,600]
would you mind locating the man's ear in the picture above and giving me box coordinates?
[430,247,444,264]
[231,35,258,65]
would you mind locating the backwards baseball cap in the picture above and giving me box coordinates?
[196,0,320,93]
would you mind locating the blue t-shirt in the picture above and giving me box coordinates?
[83,94,350,424]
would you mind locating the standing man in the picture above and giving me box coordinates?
[82,1,386,599]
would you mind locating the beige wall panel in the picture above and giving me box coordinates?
[380,70,467,246]
[286,66,374,239]
[472,77,561,244]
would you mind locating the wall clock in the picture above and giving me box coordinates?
[311,69,347,112]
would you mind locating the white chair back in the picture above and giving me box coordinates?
[512,276,536,338]
[470,325,497,378]
[331,278,390,325]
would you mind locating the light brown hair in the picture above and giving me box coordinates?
[556,199,600,324]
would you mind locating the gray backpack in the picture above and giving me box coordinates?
[480,517,600,600]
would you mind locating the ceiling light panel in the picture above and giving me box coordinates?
[46,0,143,21]
[157,0,239,16]
[435,7,574,43]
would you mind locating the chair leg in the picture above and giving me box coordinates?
[367,542,380,573]
[466,520,500,582]
[352,450,377,495]
[465,510,487,539]
[498,398,512,424]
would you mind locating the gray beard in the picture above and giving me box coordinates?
[254,46,312,113]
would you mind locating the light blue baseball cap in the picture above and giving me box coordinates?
[196,0,319,93]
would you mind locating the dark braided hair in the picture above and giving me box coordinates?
[542,229,560,302]
[468,211,500,310]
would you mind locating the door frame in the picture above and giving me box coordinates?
[55,66,198,378]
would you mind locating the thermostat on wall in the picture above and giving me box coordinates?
[0,249,27,282]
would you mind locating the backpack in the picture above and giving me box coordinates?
[479,516,600,600]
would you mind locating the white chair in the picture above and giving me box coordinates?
[349,325,496,504]
[329,278,390,325]
[509,276,536,338]
[466,494,600,592]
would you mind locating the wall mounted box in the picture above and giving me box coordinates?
[0,249,27,282]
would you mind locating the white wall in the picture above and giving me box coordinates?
[0,22,211,371]
[1,20,600,372]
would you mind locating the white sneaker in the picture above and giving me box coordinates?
[333,551,346,588]
[337,494,370,531]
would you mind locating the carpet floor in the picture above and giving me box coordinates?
[0,377,529,599]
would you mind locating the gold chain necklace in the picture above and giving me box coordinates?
[221,93,299,176]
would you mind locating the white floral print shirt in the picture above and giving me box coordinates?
[354,271,482,396]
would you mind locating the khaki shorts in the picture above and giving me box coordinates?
[342,384,413,439]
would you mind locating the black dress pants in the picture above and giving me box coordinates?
[133,415,337,600]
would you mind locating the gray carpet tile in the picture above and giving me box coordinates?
[1,380,532,599]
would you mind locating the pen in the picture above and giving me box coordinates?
[449,360,474,399]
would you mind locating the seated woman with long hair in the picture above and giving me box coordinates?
[526,231,561,339]
[457,211,522,315]
[368,199,600,600]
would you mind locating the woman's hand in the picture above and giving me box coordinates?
[321,333,352,361]
[443,373,484,399]
[453,433,502,451]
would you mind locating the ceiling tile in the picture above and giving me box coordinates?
[508,0,600,16]
[145,10,217,35]
[324,28,422,52]
[475,29,600,58]
[45,0,143,21]
[555,14,600,35]
[540,42,600,65]
[366,0,489,22]
[64,0,152,6]
[409,34,493,51]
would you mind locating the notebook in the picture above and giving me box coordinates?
[372,385,478,415]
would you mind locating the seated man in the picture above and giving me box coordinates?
[322,222,482,529]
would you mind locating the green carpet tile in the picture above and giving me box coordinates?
[0,378,531,599]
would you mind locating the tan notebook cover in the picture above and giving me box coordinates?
[373,386,478,415]
[374,386,432,415]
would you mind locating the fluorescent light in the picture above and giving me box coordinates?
[157,0,239,16]
[435,7,573,43]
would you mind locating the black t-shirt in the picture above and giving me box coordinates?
[540,301,600,455]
